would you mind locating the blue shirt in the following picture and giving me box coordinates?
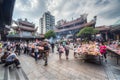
[6,53,17,62]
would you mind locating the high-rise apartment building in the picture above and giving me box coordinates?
[39,11,55,34]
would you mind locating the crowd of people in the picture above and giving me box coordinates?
[0,40,51,68]
[57,41,107,62]
[0,40,109,69]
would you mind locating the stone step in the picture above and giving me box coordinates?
[0,64,28,80]
[0,64,5,80]
[9,68,19,80]
[15,68,29,80]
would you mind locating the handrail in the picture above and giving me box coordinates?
[107,46,120,55]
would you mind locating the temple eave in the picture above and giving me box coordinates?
[12,26,37,32]
[55,21,95,32]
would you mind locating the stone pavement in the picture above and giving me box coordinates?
[1,48,120,80]
[0,49,28,80]
[106,56,120,80]
[18,49,119,80]
[0,62,28,80]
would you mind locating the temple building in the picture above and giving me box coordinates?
[95,26,111,41]
[55,14,97,39]
[54,14,120,42]
[110,19,120,40]
[95,19,120,41]
[7,19,40,40]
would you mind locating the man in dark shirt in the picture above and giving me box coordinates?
[16,43,20,55]
[51,43,54,53]
[43,42,50,66]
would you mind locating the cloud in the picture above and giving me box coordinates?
[47,0,120,26]
[13,0,120,32]
[13,0,48,26]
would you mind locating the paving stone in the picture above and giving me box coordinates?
[0,65,5,80]
[18,47,120,80]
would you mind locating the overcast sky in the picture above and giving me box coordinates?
[13,0,120,27]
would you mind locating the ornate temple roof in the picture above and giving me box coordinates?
[56,18,82,28]
[18,20,35,28]
[55,21,95,32]
[56,14,88,28]
[11,20,37,32]
[12,25,37,32]
[95,26,110,31]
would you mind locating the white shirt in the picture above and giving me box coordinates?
[34,46,39,52]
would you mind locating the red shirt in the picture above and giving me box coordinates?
[100,45,106,54]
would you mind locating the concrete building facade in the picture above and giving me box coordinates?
[39,11,55,34]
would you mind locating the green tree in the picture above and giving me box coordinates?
[44,30,56,39]
[9,31,16,35]
[77,27,98,41]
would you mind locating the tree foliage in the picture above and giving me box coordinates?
[8,31,16,35]
[77,27,98,36]
[77,27,99,41]
[44,30,56,39]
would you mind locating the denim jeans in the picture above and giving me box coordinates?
[34,52,38,61]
